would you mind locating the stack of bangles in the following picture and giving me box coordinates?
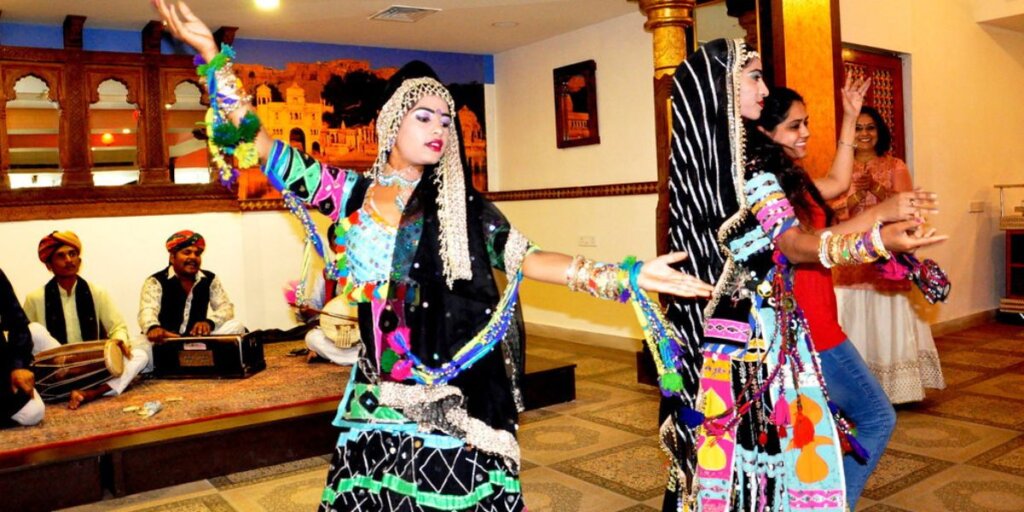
[817,221,891,268]
[565,255,630,302]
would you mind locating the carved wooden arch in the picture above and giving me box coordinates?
[161,69,209,107]
[1,66,63,104]
[86,69,143,106]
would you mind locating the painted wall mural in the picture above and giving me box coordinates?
[233,58,488,201]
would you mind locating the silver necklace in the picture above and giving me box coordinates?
[374,167,421,211]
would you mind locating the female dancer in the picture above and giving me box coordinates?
[833,106,945,404]
[662,39,944,512]
[756,88,939,508]
[155,1,714,510]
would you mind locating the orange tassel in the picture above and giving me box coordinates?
[793,411,814,448]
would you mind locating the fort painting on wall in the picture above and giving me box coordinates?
[233,57,488,202]
[553,59,600,149]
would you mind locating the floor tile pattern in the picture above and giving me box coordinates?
[60,322,1024,511]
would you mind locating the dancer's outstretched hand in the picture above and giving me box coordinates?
[152,0,219,62]
[637,252,714,298]
[877,189,939,222]
[881,218,947,253]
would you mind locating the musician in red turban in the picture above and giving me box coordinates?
[138,230,244,347]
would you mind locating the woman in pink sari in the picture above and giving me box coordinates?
[832,106,945,404]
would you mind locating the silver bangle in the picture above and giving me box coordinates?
[818,230,835,269]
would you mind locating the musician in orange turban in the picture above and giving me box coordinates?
[24,231,147,409]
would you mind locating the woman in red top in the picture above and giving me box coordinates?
[754,86,938,508]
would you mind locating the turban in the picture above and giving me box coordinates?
[166,230,206,253]
[38,231,82,263]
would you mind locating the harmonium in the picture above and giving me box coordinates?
[153,334,265,378]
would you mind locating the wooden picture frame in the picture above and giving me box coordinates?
[553,60,599,148]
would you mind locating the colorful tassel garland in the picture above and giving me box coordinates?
[380,349,399,372]
[660,372,684,393]
[845,432,870,464]
[680,407,705,428]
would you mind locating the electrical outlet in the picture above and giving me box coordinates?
[969,201,985,213]
[578,235,596,247]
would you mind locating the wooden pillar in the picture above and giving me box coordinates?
[139,20,171,184]
[636,0,695,256]
[0,87,9,190]
[60,15,93,188]
[770,0,843,178]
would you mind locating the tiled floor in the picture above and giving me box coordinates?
[61,321,1024,512]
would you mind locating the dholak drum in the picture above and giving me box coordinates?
[319,297,360,348]
[32,340,124,403]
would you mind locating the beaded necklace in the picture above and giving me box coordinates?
[375,165,421,211]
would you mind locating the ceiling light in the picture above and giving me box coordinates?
[255,0,280,11]
[492,21,518,28]
[122,128,131,134]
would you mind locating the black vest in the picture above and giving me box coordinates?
[151,268,215,334]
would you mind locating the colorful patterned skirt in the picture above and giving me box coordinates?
[319,374,524,512]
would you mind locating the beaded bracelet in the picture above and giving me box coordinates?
[566,255,628,301]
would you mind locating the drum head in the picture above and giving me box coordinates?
[103,341,125,377]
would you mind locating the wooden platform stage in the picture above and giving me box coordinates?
[0,351,574,512]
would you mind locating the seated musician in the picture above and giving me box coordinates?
[138,230,245,353]
[0,268,44,427]
[299,273,360,366]
[23,231,149,409]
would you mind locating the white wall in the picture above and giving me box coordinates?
[841,0,1024,322]
[0,210,330,337]
[491,12,657,344]
[492,11,656,190]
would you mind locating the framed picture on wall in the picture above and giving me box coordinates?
[553,60,600,148]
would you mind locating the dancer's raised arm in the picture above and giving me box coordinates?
[153,0,274,162]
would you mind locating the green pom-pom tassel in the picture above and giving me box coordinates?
[660,372,684,393]
[380,349,399,372]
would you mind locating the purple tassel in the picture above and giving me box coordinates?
[846,433,870,464]
[680,406,705,428]
[827,400,841,416]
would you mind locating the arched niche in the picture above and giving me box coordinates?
[165,80,211,184]
[5,75,62,189]
[88,78,140,186]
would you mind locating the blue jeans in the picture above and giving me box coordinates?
[818,340,896,510]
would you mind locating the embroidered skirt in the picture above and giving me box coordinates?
[319,377,525,512]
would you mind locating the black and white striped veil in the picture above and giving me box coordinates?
[661,38,754,490]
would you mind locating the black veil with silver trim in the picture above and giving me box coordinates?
[662,38,754,501]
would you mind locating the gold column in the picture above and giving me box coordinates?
[773,0,842,178]
[635,0,695,255]
[638,0,695,78]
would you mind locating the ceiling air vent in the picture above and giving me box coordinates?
[369,5,442,23]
